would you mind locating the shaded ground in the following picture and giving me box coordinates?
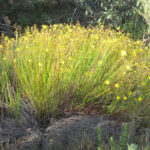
[0,100,150,150]
[0,99,41,150]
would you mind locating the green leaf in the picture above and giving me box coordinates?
[106,14,111,19]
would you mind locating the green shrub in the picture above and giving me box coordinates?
[75,0,147,39]
[138,0,150,31]
[137,0,150,47]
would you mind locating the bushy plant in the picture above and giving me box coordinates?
[137,0,150,47]
[138,0,150,31]
[0,24,149,122]
[75,0,147,39]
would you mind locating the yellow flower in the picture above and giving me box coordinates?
[61,61,65,64]
[13,59,16,63]
[123,96,127,100]
[128,91,132,96]
[126,65,131,70]
[68,29,72,32]
[42,25,48,30]
[123,72,126,75]
[136,41,140,44]
[16,48,21,52]
[148,75,150,80]
[46,49,49,52]
[105,80,110,85]
[116,96,120,100]
[138,97,142,102]
[121,50,127,56]
[115,83,119,88]
[117,27,120,30]
[3,57,6,60]
[98,61,102,65]
[135,62,138,66]
[132,51,137,56]
[145,47,149,50]
[5,36,8,41]
[28,59,31,63]
[139,49,143,52]
[141,82,146,86]
[68,57,72,61]
[38,62,42,67]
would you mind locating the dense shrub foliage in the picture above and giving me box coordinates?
[75,0,147,39]
[138,0,150,33]
[0,24,150,123]
[0,0,149,39]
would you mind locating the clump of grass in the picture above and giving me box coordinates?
[0,24,149,122]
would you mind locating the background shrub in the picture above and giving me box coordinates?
[75,0,147,39]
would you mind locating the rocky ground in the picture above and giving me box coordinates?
[0,100,150,150]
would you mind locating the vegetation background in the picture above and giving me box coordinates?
[0,0,150,150]
[0,0,149,39]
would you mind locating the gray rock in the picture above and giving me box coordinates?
[42,115,124,150]
[0,99,40,150]
[1,102,149,150]
[15,132,41,150]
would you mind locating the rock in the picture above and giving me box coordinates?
[0,132,41,150]
[138,128,150,146]
[0,102,149,150]
[42,115,124,150]
[15,132,41,150]
[0,99,40,150]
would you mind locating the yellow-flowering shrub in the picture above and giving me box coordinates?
[0,24,149,122]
